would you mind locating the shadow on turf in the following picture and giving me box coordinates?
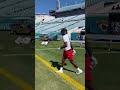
[50,61,75,73]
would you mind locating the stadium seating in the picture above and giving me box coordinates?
[0,0,34,16]
[35,2,85,39]
[44,19,84,33]
[36,15,77,30]
[35,14,85,35]
[86,1,120,15]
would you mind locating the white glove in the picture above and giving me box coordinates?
[90,56,98,69]
[72,50,76,55]
[91,56,98,64]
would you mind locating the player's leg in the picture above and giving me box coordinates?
[56,52,66,73]
[68,50,83,74]
[69,60,83,74]
[69,60,78,68]
[61,55,66,67]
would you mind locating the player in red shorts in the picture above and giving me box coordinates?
[85,51,96,90]
[56,28,83,74]
[85,37,97,90]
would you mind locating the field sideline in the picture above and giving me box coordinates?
[35,39,85,90]
[88,39,120,90]
[0,31,34,90]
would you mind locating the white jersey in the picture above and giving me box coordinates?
[63,34,71,51]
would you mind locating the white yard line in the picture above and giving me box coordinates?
[74,48,85,50]
[13,47,34,49]
[36,48,58,50]
[93,51,120,54]
[2,54,34,56]
[35,48,84,51]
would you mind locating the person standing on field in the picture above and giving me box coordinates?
[56,28,83,74]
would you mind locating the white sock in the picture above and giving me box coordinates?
[60,67,63,71]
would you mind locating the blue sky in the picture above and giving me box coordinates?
[35,0,85,14]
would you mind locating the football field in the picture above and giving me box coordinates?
[88,40,120,90]
[35,39,85,90]
[92,52,120,90]
[0,31,34,90]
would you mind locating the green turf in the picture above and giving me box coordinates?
[88,40,120,51]
[35,39,85,90]
[0,75,21,90]
[35,39,84,49]
[0,31,34,54]
[87,38,120,90]
[0,31,34,89]
[35,59,75,90]
[92,53,120,90]
[0,55,35,89]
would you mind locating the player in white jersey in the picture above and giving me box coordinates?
[56,28,83,74]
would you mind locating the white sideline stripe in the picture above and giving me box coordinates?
[75,48,84,50]
[13,47,34,49]
[2,54,34,56]
[93,51,120,54]
[36,48,57,50]
[36,48,84,50]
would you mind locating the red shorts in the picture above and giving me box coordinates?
[63,50,74,61]
[85,56,92,81]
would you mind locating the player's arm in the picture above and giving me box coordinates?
[70,42,73,50]
[60,42,67,49]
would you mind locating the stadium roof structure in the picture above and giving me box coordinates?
[0,0,34,16]
[56,3,85,12]
[86,1,120,16]
[35,14,48,15]
[86,0,120,7]
[12,17,34,19]
[0,16,34,23]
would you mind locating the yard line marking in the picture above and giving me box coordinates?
[75,48,85,50]
[0,68,33,90]
[36,48,84,51]
[13,47,34,49]
[93,51,120,54]
[36,48,58,50]
[35,54,85,90]
[2,54,34,56]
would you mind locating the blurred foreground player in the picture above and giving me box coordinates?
[85,50,96,90]
[85,37,97,90]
